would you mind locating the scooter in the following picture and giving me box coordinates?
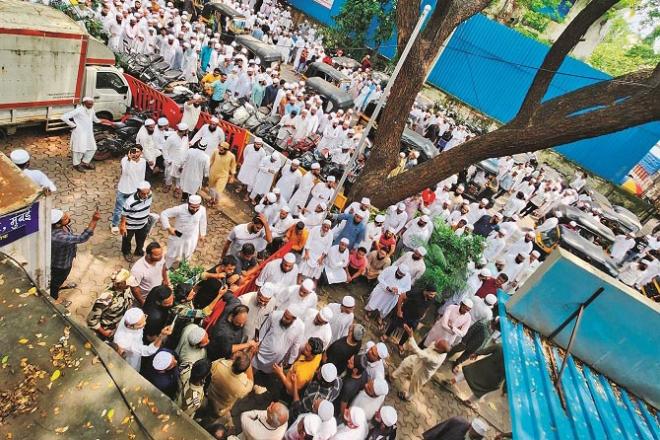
[229,101,255,126]
[244,106,271,131]
[219,96,242,120]
[253,114,281,139]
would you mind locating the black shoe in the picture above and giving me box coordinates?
[82,162,96,170]
[123,254,134,263]
[73,165,86,173]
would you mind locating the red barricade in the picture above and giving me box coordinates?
[124,73,249,161]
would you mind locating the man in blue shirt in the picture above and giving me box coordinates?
[331,211,367,250]
[209,73,229,114]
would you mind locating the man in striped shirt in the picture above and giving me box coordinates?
[119,180,154,263]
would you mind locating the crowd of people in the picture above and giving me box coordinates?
[9,0,659,438]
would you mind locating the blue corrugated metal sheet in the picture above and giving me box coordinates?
[498,295,660,439]
[288,2,660,183]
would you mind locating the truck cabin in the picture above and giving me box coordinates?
[233,35,283,68]
[304,77,354,113]
[304,62,351,90]
[201,2,247,42]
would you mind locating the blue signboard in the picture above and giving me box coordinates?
[0,203,40,247]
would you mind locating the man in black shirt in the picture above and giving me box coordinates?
[382,282,437,355]
[235,243,258,276]
[192,255,239,309]
[206,292,257,361]
[333,354,368,417]
[324,324,364,376]
[472,212,502,238]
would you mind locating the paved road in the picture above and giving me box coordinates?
[2,127,508,438]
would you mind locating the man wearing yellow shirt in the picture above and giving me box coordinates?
[201,68,223,96]
[285,221,310,253]
[273,337,323,397]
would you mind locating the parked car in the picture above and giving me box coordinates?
[303,62,351,89]
[557,225,620,277]
[332,56,361,70]
[400,128,438,162]
[233,35,283,67]
[304,77,354,112]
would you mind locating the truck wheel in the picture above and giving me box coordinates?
[96,111,113,121]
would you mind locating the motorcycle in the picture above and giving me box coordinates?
[243,106,271,131]
[253,114,281,139]
[93,109,151,160]
[219,96,242,120]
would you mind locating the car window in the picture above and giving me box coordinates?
[96,72,125,93]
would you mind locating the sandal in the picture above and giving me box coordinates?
[61,282,77,290]
[57,299,72,308]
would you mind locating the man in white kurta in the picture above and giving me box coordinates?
[237,139,267,194]
[179,145,210,196]
[306,176,335,210]
[324,238,351,284]
[253,309,305,373]
[274,159,303,201]
[239,283,277,340]
[393,247,427,284]
[275,278,318,313]
[163,123,190,190]
[61,97,100,171]
[365,265,412,319]
[255,252,299,290]
[250,153,282,201]
[327,296,355,344]
[423,299,472,347]
[300,221,334,280]
[350,378,388,422]
[160,195,207,268]
[270,207,296,239]
[189,117,225,157]
[399,216,433,252]
[383,203,408,235]
[289,163,320,214]
[302,307,334,350]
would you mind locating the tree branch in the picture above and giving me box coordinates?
[514,0,622,126]
[396,0,422,53]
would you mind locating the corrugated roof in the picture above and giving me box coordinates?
[499,296,660,440]
[0,0,85,36]
[0,153,41,216]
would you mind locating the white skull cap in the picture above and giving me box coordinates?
[301,278,315,290]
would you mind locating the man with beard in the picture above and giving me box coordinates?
[239,283,277,340]
[118,181,154,262]
[61,97,101,172]
[323,238,351,285]
[365,265,412,330]
[424,298,472,347]
[160,195,207,268]
[181,94,203,130]
[86,269,139,339]
[135,119,162,179]
[108,14,123,52]
[256,252,299,290]
[253,308,305,375]
[299,221,334,282]
[274,159,303,202]
[207,142,236,206]
[330,211,367,250]
[393,247,427,285]
[190,117,225,157]
[223,214,272,258]
[207,291,257,362]
[275,278,318,314]
[163,122,189,195]
[289,162,321,215]
[327,296,356,344]
[236,138,267,200]
[306,175,335,211]
[179,141,210,202]
[383,282,437,356]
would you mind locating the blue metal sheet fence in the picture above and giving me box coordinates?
[287,1,660,183]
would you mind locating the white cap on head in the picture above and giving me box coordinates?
[327,175,336,182]
[415,246,427,256]
[82,96,94,103]
[317,400,334,422]
[210,116,220,124]
[397,264,409,274]
[485,294,497,306]
[137,180,151,190]
[187,325,206,345]
[526,231,535,238]
[177,122,189,131]
[301,278,315,291]
[311,162,321,170]
[303,414,321,436]
[471,418,489,436]
[10,149,30,165]
[254,137,263,144]
[144,118,156,126]
[376,342,389,359]
[480,268,492,277]
[480,198,489,205]
[360,197,371,205]
[340,237,350,245]
[322,219,332,226]
[375,214,385,223]
[373,378,389,396]
[283,253,296,263]
[259,282,276,298]
[158,117,169,126]
[461,298,474,308]
[188,195,202,205]
[397,202,405,210]
[319,306,333,322]
[51,209,64,224]
[123,307,144,325]
[281,205,291,213]
[350,407,367,428]
[266,192,277,203]
[292,159,301,165]
[320,363,337,382]
[531,250,540,257]
[380,406,397,427]
[420,215,430,222]
[193,93,201,100]
[342,295,355,307]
